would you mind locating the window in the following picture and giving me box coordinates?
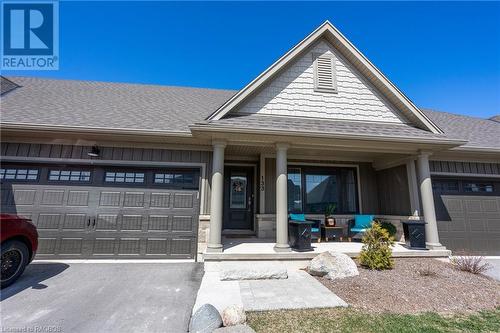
[313,53,337,93]
[49,170,91,182]
[287,168,302,212]
[230,173,247,209]
[0,168,38,181]
[105,172,144,183]
[464,182,494,193]
[154,170,197,188]
[287,166,358,214]
[432,180,459,193]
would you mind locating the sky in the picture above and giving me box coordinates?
[3,1,500,118]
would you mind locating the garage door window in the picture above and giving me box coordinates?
[49,170,91,182]
[432,180,459,193]
[154,170,197,189]
[105,172,144,183]
[464,182,494,193]
[0,168,38,181]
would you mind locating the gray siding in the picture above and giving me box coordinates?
[0,142,213,214]
[264,158,276,214]
[376,165,411,216]
[430,160,500,175]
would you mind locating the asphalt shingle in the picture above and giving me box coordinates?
[1,76,498,150]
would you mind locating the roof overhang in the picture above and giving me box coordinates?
[207,21,443,134]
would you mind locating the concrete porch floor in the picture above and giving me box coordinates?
[202,237,451,261]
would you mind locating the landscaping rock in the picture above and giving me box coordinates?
[221,305,246,326]
[308,251,359,280]
[220,265,287,281]
[213,325,256,333]
[189,304,223,333]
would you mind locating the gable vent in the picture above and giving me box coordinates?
[313,53,337,93]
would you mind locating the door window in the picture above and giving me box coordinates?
[230,173,247,209]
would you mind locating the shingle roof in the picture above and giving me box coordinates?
[1,77,19,95]
[422,109,500,150]
[0,76,236,133]
[199,114,452,143]
[1,76,498,150]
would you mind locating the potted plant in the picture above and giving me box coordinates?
[324,203,336,227]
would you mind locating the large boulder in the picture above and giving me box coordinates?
[213,325,256,333]
[221,305,246,327]
[308,251,359,280]
[189,304,223,333]
[220,265,287,281]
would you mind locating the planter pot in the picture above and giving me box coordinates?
[325,217,336,227]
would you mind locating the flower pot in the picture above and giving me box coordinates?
[325,216,336,227]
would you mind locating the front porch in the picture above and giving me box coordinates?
[202,237,451,261]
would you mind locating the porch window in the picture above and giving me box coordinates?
[287,168,302,212]
[287,166,358,214]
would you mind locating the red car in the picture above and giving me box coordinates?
[1,214,38,288]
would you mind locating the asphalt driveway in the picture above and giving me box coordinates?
[1,261,204,333]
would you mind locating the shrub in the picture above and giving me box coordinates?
[451,254,491,274]
[359,222,395,270]
[377,220,397,238]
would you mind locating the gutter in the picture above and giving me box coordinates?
[189,124,467,146]
[0,122,193,138]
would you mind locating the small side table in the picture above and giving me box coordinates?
[321,226,347,242]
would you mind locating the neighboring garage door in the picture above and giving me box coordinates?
[433,177,500,255]
[1,164,200,259]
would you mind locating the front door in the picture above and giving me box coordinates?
[223,166,254,230]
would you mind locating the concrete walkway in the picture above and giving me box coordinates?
[193,261,347,313]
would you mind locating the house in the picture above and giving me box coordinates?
[1,21,499,260]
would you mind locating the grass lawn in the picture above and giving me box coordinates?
[247,308,500,333]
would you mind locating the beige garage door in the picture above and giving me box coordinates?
[433,178,500,255]
[1,163,200,259]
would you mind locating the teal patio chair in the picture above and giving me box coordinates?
[348,214,374,240]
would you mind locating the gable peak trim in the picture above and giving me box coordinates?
[207,20,443,135]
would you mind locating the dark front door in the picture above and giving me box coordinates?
[223,166,254,230]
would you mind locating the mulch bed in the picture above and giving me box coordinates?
[317,258,500,314]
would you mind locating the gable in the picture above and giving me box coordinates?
[208,21,442,134]
[233,39,408,124]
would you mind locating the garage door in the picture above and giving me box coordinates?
[1,164,200,259]
[433,178,500,255]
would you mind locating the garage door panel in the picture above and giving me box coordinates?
[36,213,62,230]
[171,238,194,257]
[150,193,171,208]
[481,199,499,212]
[123,192,145,207]
[96,214,119,231]
[487,218,500,231]
[99,191,121,206]
[62,214,88,230]
[172,216,194,232]
[148,215,170,231]
[67,190,90,206]
[118,238,141,255]
[93,238,116,255]
[120,215,144,231]
[173,193,195,208]
[41,189,65,205]
[468,218,486,232]
[146,238,168,255]
[37,238,58,255]
[59,238,84,255]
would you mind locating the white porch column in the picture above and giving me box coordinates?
[416,152,443,249]
[274,143,290,252]
[207,140,226,253]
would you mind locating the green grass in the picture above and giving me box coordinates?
[247,308,500,333]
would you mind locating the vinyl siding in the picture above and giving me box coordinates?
[235,39,407,124]
[376,165,411,216]
[430,160,500,175]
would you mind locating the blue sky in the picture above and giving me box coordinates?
[4,1,500,118]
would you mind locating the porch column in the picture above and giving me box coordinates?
[416,152,443,249]
[207,140,226,253]
[274,143,291,252]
